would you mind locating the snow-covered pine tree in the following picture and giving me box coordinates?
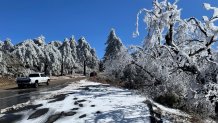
[77,37,99,72]
[2,38,14,52]
[103,29,125,62]
[59,38,77,75]
[0,41,4,50]
[69,36,77,60]
[44,41,62,75]
[0,34,98,76]
[103,29,132,78]
[77,37,92,63]
[33,35,45,46]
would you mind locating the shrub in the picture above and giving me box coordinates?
[154,92,181,108]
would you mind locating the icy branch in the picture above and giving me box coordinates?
[133,9,152,38]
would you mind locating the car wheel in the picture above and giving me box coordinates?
[46,80,50,86]
[18,84,23,89]
[34,82,39,88]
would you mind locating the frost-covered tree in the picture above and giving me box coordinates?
[77,37,92,63]
[103,29,132,79]
[5,35,98,76]
[44,41,62,75]
[134,0,218,77]
[13,39,46,72]
[49,41,62,48]
[130,0,218,117]
[2,38,14,52]
[0,41,4,50]
[59,38,76,75]
[103,29,125,62]
[77,37,98,71]
[69,36,77,60]
[33,35,46,46]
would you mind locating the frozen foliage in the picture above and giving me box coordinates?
[0,51,2,62]
[0,36,99,76]
[104,29,126,61]
[0,50,29,76]
[103,29,133,79]
[2,38,14,52]
[33,35,46,46]
[203,3,218,22]
[133,0,218,117]
[77,37,98,70]
[103,0,218,118]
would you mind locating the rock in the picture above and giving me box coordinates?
[90,71,97,77]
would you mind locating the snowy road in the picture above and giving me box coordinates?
[0,79,192,123]
[0,80,152,123]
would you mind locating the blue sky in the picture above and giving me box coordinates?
[0,0,217,58]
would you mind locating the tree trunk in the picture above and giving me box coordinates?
[83,60,86,76]
[61,54,64,76]
[165,24,174,47]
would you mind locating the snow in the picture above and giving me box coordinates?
[203,16,209,22]
[204,3,218,18]
[151,100,189,117]
[204,3,212,10]
[0,101,31,113]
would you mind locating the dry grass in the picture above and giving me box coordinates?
[88,75,125,88]
[0,77,15,87]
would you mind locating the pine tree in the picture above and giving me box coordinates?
[77,37,91,63]
[33,35,45,46]
[2,38,14,51]
[0,41,3,50]
[77,37,98,70]
[103,29,132,78]
[103,29,125,62]
[69,36,77,60]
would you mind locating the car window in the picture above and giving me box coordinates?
[29,74,40,77]
[41,74,46,77]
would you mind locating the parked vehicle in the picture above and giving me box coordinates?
[16,73,50,88]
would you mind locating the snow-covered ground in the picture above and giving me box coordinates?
[0,80,193,123]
